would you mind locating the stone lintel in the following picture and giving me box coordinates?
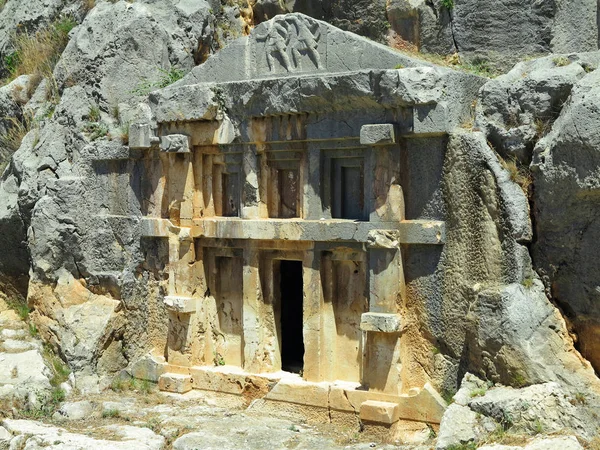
[160,134,191,153]
[141,218,446,245]
[158,373,192,393]
[359,400,400,424]
[360,124,397,146]
[163,295,196,314]
[360,312,402,333]
[398,220,445,244]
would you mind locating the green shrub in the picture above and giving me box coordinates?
[441,0,454,10]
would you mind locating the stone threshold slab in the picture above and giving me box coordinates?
[141,217,445,245]
[157,364,446,424]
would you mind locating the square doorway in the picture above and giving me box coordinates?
[279,260,304,373]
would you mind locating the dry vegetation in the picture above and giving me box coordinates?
[0,16,76,169]
[499,155,533,196]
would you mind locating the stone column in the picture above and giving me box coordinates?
[304,143,323,220]
[242,145,261,219]
[302,247,324,381]
[242,246,264,372]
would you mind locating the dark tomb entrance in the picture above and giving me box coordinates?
[279,260,305,373]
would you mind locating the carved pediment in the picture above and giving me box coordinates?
[181,13,430,85]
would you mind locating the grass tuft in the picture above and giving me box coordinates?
[5,296,30,320]
[499,156,532,197]
[3,16,76,86]
[132,67,185,96]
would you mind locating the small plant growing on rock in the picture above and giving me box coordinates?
[133,67,186,96]
[88,105,101,122]
[521,277,534,289]
[499,156,532,197]
[83,122,109,141]
[5,296,31,320]
[470,387,487,398]
[531,418,544,435]
[573,392,587,405]
[213,351,226,366]
[102,408,121,418]
[552,56,571,67]
[3,16,76,85]
[28,322,38,337]
[440,0,454,10]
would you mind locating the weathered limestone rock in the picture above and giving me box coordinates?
[54,0,214,109]
[53,401,97,421]
[386,0,454,54]
[252,0,390,43]
[529,62,600,374]
[478,436,584,450]
[476,53,600,162]
[435,403,495,450]
[469,383,593,439]
[2,420,165,450]
[158,373,193,394]
[29,276,125,374]
[387,0,599,68]
[452,373,489,406]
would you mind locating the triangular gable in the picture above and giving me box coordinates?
[181,13,429,85]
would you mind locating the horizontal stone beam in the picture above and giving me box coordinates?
[140,217,446,245]
[163,295,197,314]
[360,312,402,333]
[360,124,397,145]
[398,220,445,244]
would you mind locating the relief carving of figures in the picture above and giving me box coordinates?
[255,16,323,72]
[286,16,322,71]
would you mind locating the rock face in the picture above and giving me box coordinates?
[252,0,390,43]
[0,0,598,447]
[476,52,600,374]
[2,419,166,450]
[387,0,599,68]
[436,373,599,449]
[530,65,600,373]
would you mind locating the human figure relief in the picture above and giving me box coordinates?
[286,16,322,71]
[255,18,293,72]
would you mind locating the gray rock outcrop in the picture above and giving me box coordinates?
[387,0,600,69]
[476,51,600,375]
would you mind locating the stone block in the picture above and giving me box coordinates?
[130,354,167,383]
[265,379,329,408]
[129,123,153,149]
[158,373,193,394]
[412,102,449,135]
[359,400,400,424]
[163,295,196,314]
[360,312,402,333]
[398,220,446,245]
[160,134,190,153]
[360,124,397,145]
[396,382,446,424]
[367,230,400,249]
[189,366,246,395]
